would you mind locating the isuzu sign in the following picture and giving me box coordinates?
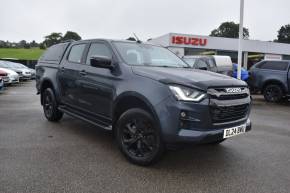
[171,36,207,46]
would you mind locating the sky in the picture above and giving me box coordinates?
[0,0,289,43]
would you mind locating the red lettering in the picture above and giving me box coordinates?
[171,36,207,46]
[172,36,176,44]
[183,37,191,45]
[199,38,207,46]
[175,36,183,44]
[191,38,199,45]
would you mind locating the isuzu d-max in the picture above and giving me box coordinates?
[36,39,251,165]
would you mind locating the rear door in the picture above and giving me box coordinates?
[250,61,265,88]
[58,43,87,107]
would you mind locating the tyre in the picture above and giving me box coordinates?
[115,108,164,166]
[263,84,283,103]
[42,88,63,122]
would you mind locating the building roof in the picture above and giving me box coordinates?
[149,33,290,55]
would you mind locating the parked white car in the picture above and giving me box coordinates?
[0,67,19,84]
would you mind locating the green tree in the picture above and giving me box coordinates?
[39,43,46,49]
[0,40,7,48]
[62,31,81,41]
[43,32,63,47]
[19,40,30,49]
[29,40,39,48]
[276,24,290,43]
[210,21,249,39]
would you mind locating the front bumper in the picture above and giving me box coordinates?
[6,76,19,84]
[155,95,252,144]
[20,74,31,80]
[176,118,251,143]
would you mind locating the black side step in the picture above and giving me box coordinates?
[58,106,112,131]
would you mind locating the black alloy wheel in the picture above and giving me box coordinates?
[44,92,53,117]
[42,88,63,121]
[263,84,283,103]
[116,108,164,166]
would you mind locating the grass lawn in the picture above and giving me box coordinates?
[0,48,44,60]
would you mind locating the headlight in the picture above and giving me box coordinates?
[169,85,206,102]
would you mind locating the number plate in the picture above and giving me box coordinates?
[223,124,246,139]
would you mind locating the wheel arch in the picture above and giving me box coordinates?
[40,78,58,105]
[112,92,161,132]
[262,79,287,94]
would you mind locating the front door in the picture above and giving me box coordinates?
[77,42,116,118]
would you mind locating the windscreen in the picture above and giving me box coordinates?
[183,58,197,67]
[0,61,10,68]
[6,62,21,68]
[113,42,189,68]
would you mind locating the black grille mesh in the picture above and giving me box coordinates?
[210,104,249,123]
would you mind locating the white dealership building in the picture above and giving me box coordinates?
[149,33,290,69]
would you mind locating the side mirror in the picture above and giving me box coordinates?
[90,55,113,70]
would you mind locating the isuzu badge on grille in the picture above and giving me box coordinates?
[225,88,242,93]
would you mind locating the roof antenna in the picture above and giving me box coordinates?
[133,33,142,43]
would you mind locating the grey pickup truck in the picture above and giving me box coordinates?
[249,60,290,102]
[36,39,252,165]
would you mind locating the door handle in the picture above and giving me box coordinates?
[79,70,87,76]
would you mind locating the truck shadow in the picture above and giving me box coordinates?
[57,115,238,173]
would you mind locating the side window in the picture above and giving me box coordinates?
[195,60,208,69]
[208,58,216,68]
[86,43,112,64]
[260,61,289,71]
[68,44,86,63]
[40,42,70,63]
[255,61,265,68]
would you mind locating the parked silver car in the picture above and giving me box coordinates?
[7,62,35,79]
[13,62,36,79]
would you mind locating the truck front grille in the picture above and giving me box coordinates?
[210,104,249,123]
[208,87,249,100]
[210,93,249,100]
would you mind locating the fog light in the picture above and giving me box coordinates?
[180,111,186,118]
